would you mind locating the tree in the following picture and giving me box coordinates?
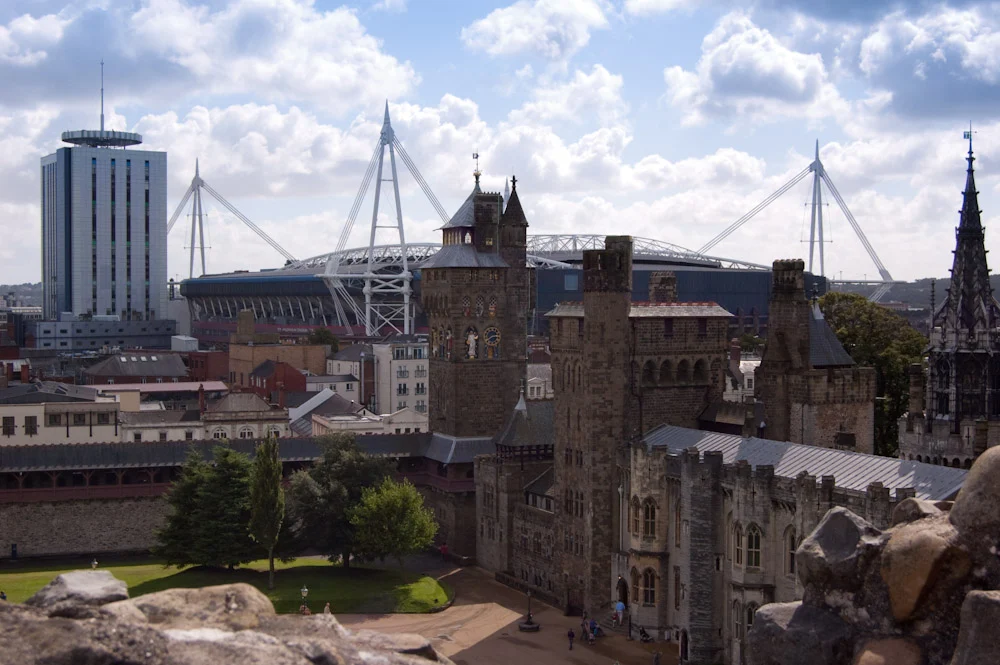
[154,446,260,569]
[307,327,339,350]
[250,436,285,590]
[739,333,763,355]
[350,479,437,569]
[284,432,395,567]
[819,292,927,457]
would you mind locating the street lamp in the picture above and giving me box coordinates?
[300,585,309,601]
[91,558,98,570]
[526,590,533,624]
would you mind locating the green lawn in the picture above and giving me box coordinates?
[0,557,451,614]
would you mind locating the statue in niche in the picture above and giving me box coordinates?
[466,327,479,359]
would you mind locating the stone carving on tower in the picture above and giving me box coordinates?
[901,140,1000,467]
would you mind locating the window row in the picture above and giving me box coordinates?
[210,426,283,440]
[732,601,759,639]
[630,568,657,606]
[730,523,797,575]
[638,358,711,387]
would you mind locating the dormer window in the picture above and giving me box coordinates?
[464,232,472,244]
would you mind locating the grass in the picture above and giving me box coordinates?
[0,556,452,614]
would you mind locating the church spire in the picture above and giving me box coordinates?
[939,134,996,334]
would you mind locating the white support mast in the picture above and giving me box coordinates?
[323,101,450,335]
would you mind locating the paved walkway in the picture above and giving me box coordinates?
[337,562,678,665]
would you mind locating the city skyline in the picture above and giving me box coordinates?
[0,0,997,284]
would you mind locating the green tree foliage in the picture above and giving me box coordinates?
[306,327,339,350]
[740,333,763,354]
[155,446,260,569]
[350,479,437,569]
[819,292,927,457]
[284,432,395,567]
[250,437,285,589]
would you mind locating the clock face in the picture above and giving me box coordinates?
[485,327,501,346]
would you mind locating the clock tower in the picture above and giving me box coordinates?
[421,172,531,438]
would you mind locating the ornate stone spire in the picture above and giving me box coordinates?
[938,141,997,335]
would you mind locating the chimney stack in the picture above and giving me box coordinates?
[198,383,206,414]
[277,382,287,409]
[19,364,29,383]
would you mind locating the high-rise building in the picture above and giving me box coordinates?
[41,102,167,321]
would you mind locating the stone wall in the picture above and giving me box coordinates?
[0,497,168,558]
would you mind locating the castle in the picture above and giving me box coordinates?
[900,144,1000,468]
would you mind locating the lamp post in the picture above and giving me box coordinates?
[518,589,539,631]
[91,558,98,570]
[360,352,366,411]
[301,585,309,601]
[526,590,533,624]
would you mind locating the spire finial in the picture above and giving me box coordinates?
[383,99,390,125]
[473,152,481,184]
[195,158,199,177]
[511,174,517,191]
[100,59,105,132]
[964,123,976,171]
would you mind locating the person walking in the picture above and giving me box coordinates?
[653,651,662,665]
[567,628,575,650]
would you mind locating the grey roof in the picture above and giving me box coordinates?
[642,425,967,501]
[290,417,312,437]
[527,364,551,382]
[810,305,855,368]
[440,183,481,229]
[250,359,277,378]
[282,391,316,408]
[332,344,372,362]
[495,399,554,449]
[207,392,275,413]
[546,302,732,318]
[426,433,495,464]
[306,374,357,383]
[0,381,101,404]
[525,467,555,497]
[119,410,202,426]
[84,354,188,378]
[419,244,509,270]
[311,393,367,417]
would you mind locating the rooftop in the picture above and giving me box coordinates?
[98,381,228,394]
[306,374,357,383]
[207,392,277,413]
[419,244,509,270]
[331,344,372,362]
[809,304,856,368]
[0,382,103,405]
[642,425,967,500]
[84,354,188,378]
[546,301,733,318]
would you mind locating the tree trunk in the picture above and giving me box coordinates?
[343,550,351,569]
[268,546,275,590]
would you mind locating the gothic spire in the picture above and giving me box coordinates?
[939,140,996,334]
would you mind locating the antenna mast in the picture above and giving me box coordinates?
[100,59,105,132]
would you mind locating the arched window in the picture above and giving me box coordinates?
[917,455,923,463]
[676,359,691,383]
[642,569,656,605]
[785,526,796,575]
[631,497,641,534]
[733,600,742,639]
[746,603,759,632]
[953,458,961,468]
[643,499,656,537]
[475,296,485,317]
[747,525,762,568]
[674,501,682,547]
[630,568,639,604]
[564,362,572,391]
[576,361,583,388]
[659,360,673,385]
[642,361,657,387]
[693,358,708,383]
[964,458,973,469]
[733,523,744,566]
[238,426,255,439]
[267,426,282,439]
[212,427,227,440]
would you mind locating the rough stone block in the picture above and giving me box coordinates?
[852,638,923,665]
[24,570,129,617]
[746,601,855,665]
[797,507,884,592]
[950,447,1000,536]
[107,583,276,631]
[950,590,1000,665]
[891,498,943,526]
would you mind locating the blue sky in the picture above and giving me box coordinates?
[0,0,998,285]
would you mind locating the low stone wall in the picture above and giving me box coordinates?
[0,497,169,558]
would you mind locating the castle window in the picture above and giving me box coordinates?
[642,569,656,605]
[746,604,759,631]
[676,359,691,384]
[663,318,673,337]
[733,601,743,639]
[785,527,796,575]
[642,361,657,387]
[747,525,762,568]
[674,566,681,610]
[630,568,639,604]
[659,360,673,385]
[697,318,707,337]
[631,497,641,534]
[238,426,255,439]
[643,499,656,537]
[212,427,227,440]
[693,359,708,383]
[675,502,682,547]
[733,523,744,566]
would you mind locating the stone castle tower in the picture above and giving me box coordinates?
[421,173,531,438]
[901,144,1000,467]
[755,259,876,452]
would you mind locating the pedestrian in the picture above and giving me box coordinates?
[567,628,575,650]
[0,590,6,601]
[628,614,633,640]
[323,602,331,615]
[653,650,662,665]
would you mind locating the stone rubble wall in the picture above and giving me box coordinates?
[1,569,455,665]
[747,447,1000,665]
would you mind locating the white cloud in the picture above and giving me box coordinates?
[0,11,72,65]
[460,0,609,60]
[509,65,627,125]
[663,11,849,126]
[624,0,699,15]
[124,0,418,111]
[372,0,407,12]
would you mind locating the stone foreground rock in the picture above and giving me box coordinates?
[1,571,453,665]
[746,447,1000,665]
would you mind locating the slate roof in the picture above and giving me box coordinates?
[289,393,367,435]
[0,382,102,404]
[282,391,315,408]
[306,374,357,384]
[419,244,509,270]
[809,304,855,368]
[440,182,481,229]
[207,392,274,413]
[527,364,551,382]
[98,381,228,394]
[119,410,202,426]
[84,353,188,378]
[546,302,732,318]
[501,187,529,227]
[425,433,495,464]
[249,359,277,378]
[525,467,555,497]
[494,399,554,449]
[332,344,372,362]
[642,425,967,501]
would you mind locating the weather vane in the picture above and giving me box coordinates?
[473,152,481,183]
[964,123,976,154]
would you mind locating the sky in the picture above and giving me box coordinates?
[1,0,998,286]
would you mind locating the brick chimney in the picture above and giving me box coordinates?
[198,383,206,414]
[19,364,29,383]
[277,382,286,408]
[648,271,678,303]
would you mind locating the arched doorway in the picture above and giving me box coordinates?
[680,630,689,662]
[617,575,629,604]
